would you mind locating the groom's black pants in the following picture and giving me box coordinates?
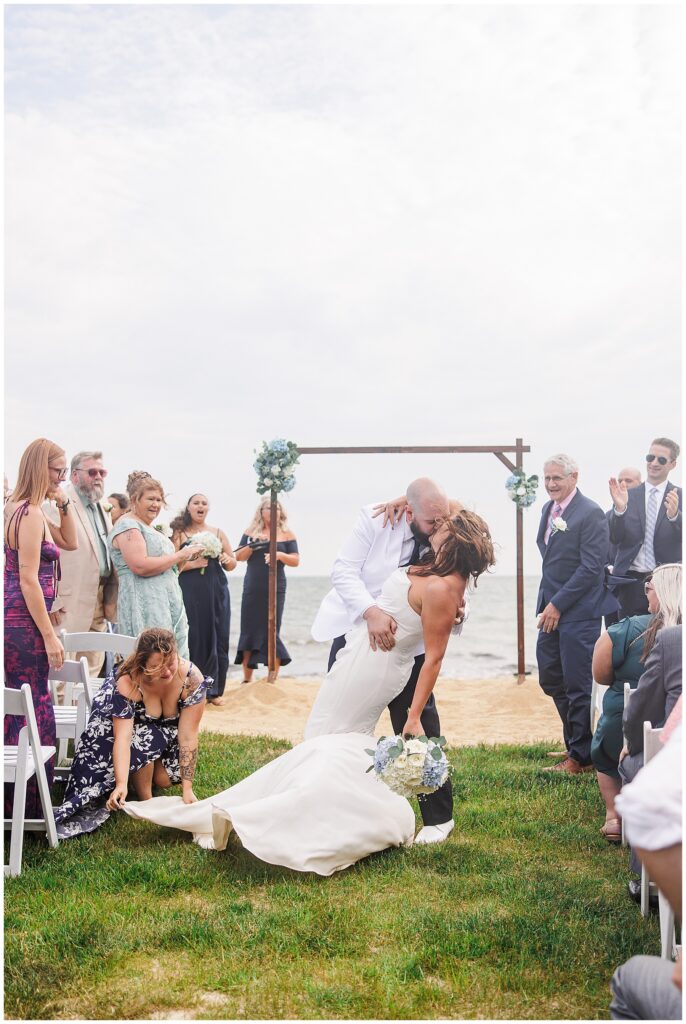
[328,637,454,826]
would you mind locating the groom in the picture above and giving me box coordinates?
[312,477,459,845]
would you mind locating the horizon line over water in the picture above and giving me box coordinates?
[225,574,544,680]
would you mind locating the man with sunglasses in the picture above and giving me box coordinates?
[45,450,118,673]
[608,438,682,618]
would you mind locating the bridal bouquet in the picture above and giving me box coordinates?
[189,531,223,575]
[254,438,300,495]
[366,735,450,799]
[505,469,538,510]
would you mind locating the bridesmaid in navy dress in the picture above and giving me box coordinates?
[4,438,78,816]
[235,498,300,683]
[171,494,237,706]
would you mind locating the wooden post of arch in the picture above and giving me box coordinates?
[267,488,278,682]
[265,441,531,682]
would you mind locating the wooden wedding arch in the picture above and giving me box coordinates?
[264,440,531,682]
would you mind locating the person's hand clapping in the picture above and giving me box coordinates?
[665,489,680,521]
[608,477,628,513]
[106,784,127,811]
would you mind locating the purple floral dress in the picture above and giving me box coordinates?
[4,501,60,817]
[54,665,208,839]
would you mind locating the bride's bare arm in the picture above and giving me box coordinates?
[402,578,463,737]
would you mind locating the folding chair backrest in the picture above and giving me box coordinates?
[4,684,42,757]
[60,630,136,658]
[643,722,664,764]
[48,657,93,708]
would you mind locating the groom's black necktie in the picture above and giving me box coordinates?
[403,537,423,567]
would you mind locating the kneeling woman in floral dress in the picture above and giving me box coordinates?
[54,628,207,838]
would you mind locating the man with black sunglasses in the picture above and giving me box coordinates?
[45,449,118,672]
[608,438,682,617]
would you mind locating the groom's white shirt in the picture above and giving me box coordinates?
[311,504,413,642]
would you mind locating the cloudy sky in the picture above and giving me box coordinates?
[5,3,681,576]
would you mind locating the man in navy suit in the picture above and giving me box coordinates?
[608,438,682,618]
[536,454,619,775]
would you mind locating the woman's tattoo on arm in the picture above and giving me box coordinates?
[179,745,198,781]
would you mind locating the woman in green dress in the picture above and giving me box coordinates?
[591,562,682,842]
[108,478,205,657]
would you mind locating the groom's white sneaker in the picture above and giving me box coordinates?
[414,819,454,846]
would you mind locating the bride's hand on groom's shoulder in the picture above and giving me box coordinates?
[371,497,408,528]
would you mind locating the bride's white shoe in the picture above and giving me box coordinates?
[414,819,454,845]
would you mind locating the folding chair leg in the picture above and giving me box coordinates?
[640,864,650,917]
[35,758,58,850]
[57,737,69,766]
[658,890,676,959]
[7,749,29,878]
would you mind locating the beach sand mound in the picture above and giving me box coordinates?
[202,675,563,748]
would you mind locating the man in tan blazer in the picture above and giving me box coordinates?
[45,450,118,673]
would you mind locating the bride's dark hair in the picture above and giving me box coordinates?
[414,509,495,587]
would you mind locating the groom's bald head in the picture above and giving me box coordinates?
[406,478,449,538]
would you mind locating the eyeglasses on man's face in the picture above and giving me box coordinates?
[645,454,670,466]
[77,467,108,479]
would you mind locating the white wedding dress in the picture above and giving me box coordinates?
[124,568,422,875]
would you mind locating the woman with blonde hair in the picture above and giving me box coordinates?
[108,478,205,657]
[591,562,682,841]
[4,438,78,815]
[234,498,300,682]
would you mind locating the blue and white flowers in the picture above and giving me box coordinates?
[254,439,300,495]
[505,469,538,510]
[366,735,450,799]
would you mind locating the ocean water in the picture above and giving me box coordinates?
[226,574,542,679]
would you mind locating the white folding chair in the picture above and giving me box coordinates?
[47,658,93,775]
[590,678,609,734]
[621,684,633,846]
[640,722,664,919]
[4,684,58,877]
[59,630,136,660]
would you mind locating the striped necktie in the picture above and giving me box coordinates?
[644,488,659,571]
[547,503,562,544]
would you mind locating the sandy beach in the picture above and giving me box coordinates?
[200,674,563,747]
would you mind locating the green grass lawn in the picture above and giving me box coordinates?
[5,735,659,1020]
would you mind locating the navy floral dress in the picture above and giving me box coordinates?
[54,666,208,839]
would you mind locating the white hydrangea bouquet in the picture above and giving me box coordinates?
[505,469,538,510]
[366,735,450,799]
[254,438,300,495]
[189,530,223,575]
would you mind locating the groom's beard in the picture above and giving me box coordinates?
[409,521,431,546]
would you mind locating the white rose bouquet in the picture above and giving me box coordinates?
[505,469,538,510]
[366,735,450,799]
[189,530,223,575]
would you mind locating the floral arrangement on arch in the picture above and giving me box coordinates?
[505,469,538,509]
[254,439,300,495]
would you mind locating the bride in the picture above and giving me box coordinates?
[123,510,495,875]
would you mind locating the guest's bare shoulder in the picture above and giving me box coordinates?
[116,673,137,700]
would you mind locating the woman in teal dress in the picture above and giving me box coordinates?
[108,477,205,658]
[591,562,682,842]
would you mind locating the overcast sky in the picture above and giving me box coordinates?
[5,3,681,577]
